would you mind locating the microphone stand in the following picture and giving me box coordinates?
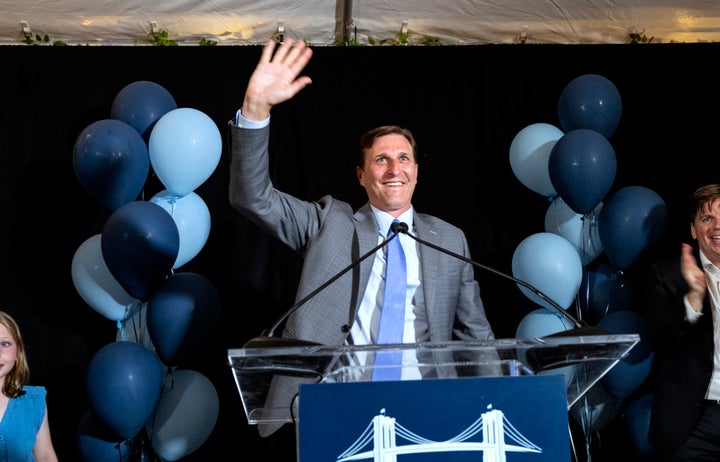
[398,225,606,338]
[243,220,605,349]
[243,229,404,348]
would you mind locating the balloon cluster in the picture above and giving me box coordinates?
[509,74,663,458]
[70,81,222,461]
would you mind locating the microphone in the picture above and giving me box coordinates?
[242,226,405,349]
[390,220,409,234]
[395,222,606,338]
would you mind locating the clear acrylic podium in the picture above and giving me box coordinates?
[227,334,639,425]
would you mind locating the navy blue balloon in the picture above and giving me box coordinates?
[557,74,622,139]
[578,262,634,325]
[620,393,658,461]
[77,410,135,462]
[599,186,669,270]
[85,341,163,440]
[147,272,222,366]
[102,201,179,300]
[111,81,177,140]
[549,128,617,215]
[598,310,654,399]
[73,119,149,211]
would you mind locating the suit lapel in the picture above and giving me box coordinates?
[414,215,442,326]
[354,203,379,254]
[352,204,381,317]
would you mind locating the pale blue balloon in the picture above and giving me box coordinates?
[544,197,603,265]
[512,232,583,309]
[509,123,563,197]
[515,308,576,383]
[150,190,211,269]
[516,308,575,338]
[146,369,219,461]
[149,108,222,197]
[71,234,137,322]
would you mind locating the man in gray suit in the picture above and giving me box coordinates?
[229,38,495,437]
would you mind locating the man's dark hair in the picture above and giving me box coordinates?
[357,125,418,169]
[689,184,720,221]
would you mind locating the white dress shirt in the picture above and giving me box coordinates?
[347,206,425,380]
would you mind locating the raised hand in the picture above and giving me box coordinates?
[241,38,313,121]
[681,242,706,311]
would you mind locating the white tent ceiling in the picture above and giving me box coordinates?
[1,0,720,46]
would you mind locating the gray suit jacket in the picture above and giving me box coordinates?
[229,122,495,436]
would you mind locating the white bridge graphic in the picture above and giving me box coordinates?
[337,406,542,462]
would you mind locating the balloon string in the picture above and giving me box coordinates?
[575,213,593,323]
[116,301,134,338]
[578,393,594,461]
[605,270,626,319]
[576,271,589,323]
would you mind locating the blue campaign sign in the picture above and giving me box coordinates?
[299,375,569,462]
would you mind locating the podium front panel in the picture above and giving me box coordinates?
[299,375,570,462]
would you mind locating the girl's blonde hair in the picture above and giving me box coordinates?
[0,311,30,398]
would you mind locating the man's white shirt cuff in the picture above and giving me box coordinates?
[235,108,270,129]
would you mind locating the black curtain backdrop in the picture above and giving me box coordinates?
[1,43,718,461]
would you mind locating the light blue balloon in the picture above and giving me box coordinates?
[509,123,563,197]
[149,108,222,197]
[516,308,576,384]
[150,190,211,269]
[146,370,219,461]
[512,232,583,309]
[516,308,575,338]
[71,234,137,322]
[545,197,603,265]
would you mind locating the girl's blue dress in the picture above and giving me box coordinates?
[0,386,46,462]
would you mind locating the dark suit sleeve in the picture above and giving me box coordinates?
[638,257,714,452]
[641,258,706,352]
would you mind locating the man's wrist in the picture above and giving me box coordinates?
[235,108,270,128]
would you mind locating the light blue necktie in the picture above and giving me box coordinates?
[372,219,407,381]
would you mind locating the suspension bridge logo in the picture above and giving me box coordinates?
[298,375,569,461]
[336,405,542,462]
